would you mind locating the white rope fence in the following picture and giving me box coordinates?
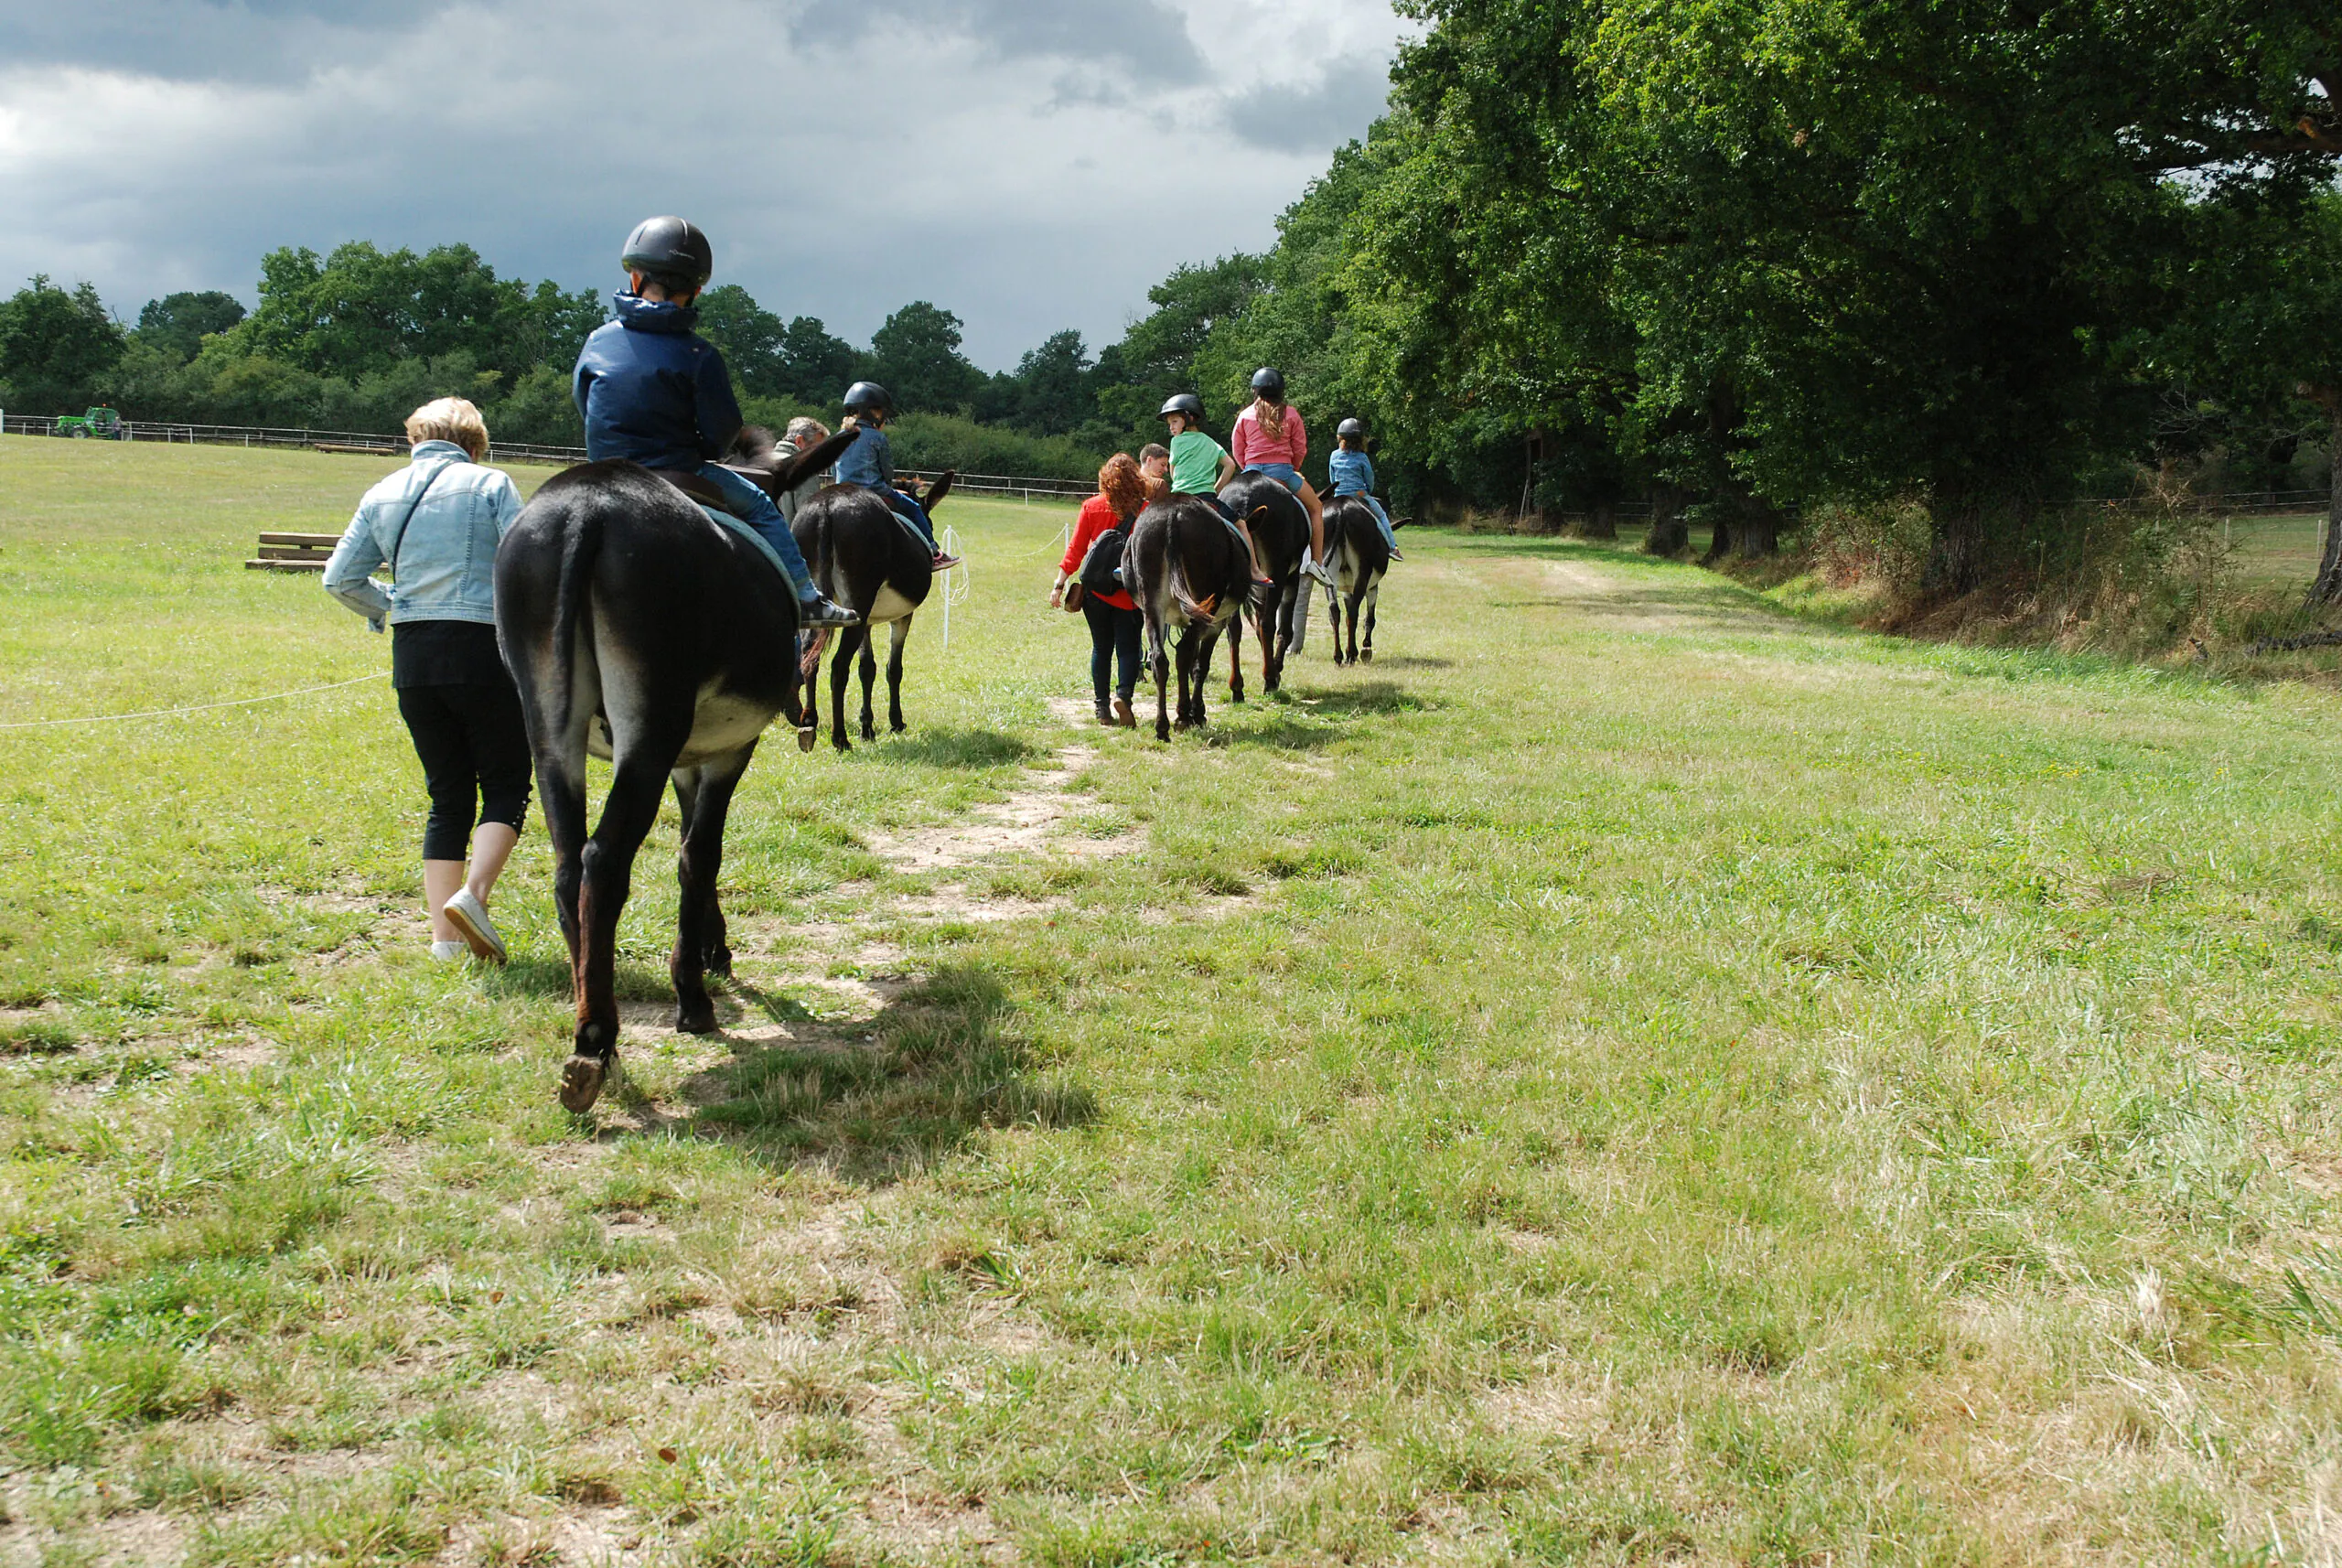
[0,671,388,731]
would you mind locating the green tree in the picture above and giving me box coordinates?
[778,317,864,403]
[694,285,788,396]
[0,276,125,413]
[133,291,246,363]
[237,242,592,387]
[1348,0,2341,583]
[870,302,983,414]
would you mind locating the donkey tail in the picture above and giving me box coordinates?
[1166,553,1219,621]
[545,501,607,736]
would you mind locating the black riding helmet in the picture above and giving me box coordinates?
[1337,417,1366,439]
[621,216,714,290]
[1159,392,1205,422]
[1250,367,1286,400]
[843,381,892,414]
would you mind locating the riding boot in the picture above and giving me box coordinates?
[1094,701,1116,726]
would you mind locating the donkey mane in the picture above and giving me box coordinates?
[729,425,781,465]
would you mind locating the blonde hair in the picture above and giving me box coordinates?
[1251,394,1285,442]
[785,416,830,447]
[404,397,489,461]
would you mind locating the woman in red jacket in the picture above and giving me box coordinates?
[1050,453,1149,727]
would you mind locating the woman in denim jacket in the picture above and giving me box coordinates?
[322,397,530,965]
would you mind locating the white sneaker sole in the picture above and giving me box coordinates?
[442,894,507,965]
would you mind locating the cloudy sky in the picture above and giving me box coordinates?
[0,0,1411,369]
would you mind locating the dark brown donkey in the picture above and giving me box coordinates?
[1219,471,1312,699]
[725,433,957,753]
[1124,496,1255,741]
[493,437,847,1112]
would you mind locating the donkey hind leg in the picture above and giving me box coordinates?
[857,629,881,742]
[1176,627,1208,732]
[885,616,912,734]
[1325,578,1346,664]
[669,745,755,1034]
[827,623,868,753]
[1361,580,1380,661]
[1148,618,1173,743]
[1227,607,1247,705]
[798,646,822,753]
[559,693,688,1113]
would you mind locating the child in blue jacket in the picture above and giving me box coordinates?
[1327,418,1402,560]
[833,382,960,570]
[572,216,855,627]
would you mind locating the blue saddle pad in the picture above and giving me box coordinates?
[693,502,793,585]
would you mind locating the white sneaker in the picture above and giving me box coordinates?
[1305,555,1335,585]
[430,940,467,962]
[441,888,508,965]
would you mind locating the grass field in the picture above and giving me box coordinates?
[5,438,2342,1566]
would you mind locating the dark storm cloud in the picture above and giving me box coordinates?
[1222,56,1391,149]
[786,0,1203,84]
[0,0,427,81]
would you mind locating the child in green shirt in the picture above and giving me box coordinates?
[1159,394,1271,586]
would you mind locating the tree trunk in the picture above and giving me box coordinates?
[1923,495,1987,596]
[1701,505,1734,564]
[1735,507,1781,558]
[2304,397,2342,607]
[1645,488,1689,554]
[1577,498,1617,539]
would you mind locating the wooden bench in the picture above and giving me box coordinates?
[245,532,341,572]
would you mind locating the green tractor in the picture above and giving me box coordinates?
[55,406,124,440]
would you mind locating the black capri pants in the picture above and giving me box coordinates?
[392,621,532,862]
[1082,596,1144,704]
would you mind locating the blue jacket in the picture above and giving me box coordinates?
[1327,447,1378,497]
[833,423,895,489]
[572,292,742,470]
[323,442,522,628]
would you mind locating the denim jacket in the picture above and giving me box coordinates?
[833,424,895,489]
[1327,447,1378,497]
[322,442,522,629]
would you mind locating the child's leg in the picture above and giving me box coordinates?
[1364,495,1398,551]
[1210,497,1271,581]
[885,490,938,549]
[700,463,821,601]
[1298,478,1327,561]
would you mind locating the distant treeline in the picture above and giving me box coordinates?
[0,243,1200,482]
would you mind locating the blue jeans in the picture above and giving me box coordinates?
[696,462,819,601]
[1337,490,1397,550]
[1246,462,1303,492]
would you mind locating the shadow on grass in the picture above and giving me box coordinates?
[1291,680,1435,715]
[680,964,1095,1184]
[1362,655,1454,670]
[479,956,679,1003]
[867,726,1042,770]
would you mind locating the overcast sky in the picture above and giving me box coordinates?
[0,0,1411,369]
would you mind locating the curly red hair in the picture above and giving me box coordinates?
[1099,453,1149,520]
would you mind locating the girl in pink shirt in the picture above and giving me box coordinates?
[1231,368,1332,584]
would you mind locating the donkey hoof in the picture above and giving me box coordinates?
[889,720,907,734]
[797,726,817,753]
[1360,649,1373,662]
[559,1054,609,1112]
[675,1002,718,1036]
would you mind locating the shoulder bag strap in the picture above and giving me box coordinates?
[382,458,461,580]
